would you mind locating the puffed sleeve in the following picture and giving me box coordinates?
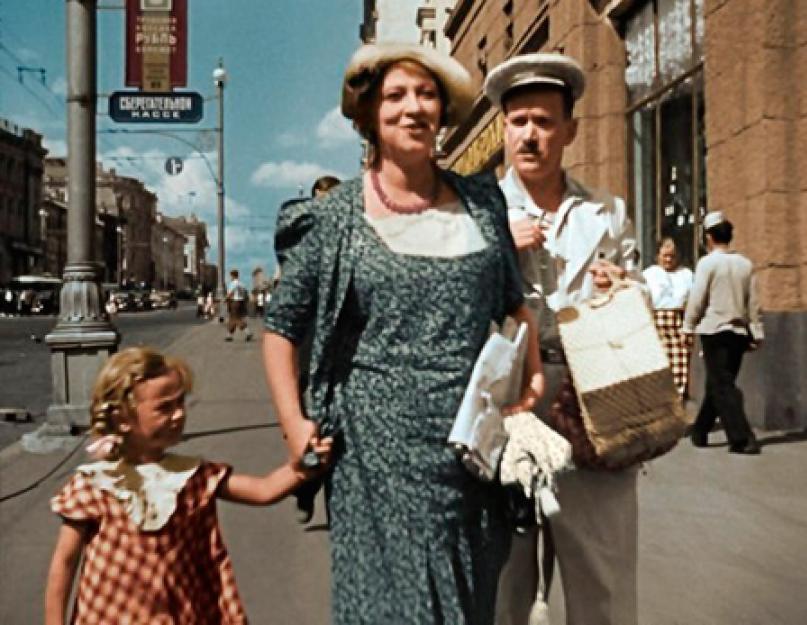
[51,472,104,523]
[264,198,321,344]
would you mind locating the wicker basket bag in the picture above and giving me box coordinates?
[555,279,688,468]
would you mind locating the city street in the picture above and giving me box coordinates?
[1,318,806,624]
[0,303,206,449]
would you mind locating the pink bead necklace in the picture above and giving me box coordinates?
[371,168,441,215]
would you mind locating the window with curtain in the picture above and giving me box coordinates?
[625,0,705,271]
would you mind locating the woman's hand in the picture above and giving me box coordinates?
[285,418,320,466]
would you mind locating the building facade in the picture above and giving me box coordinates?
[162,213,209,291]
[44,159,155,285]
[361,0,424,42]
[437,0,805,429]
[0,119,47,283]
[152,214,186,290]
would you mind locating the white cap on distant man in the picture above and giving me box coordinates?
[483,52,585,108]
[703,211,726,230]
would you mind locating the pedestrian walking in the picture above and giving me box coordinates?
[263,42,545,625]
[196,292,205,318]
[684,211,764,454]
[485,52,642,625]
[643,237,695,397]
[44,347,332,625]
[104,294,118,319]
[225,269,252,341]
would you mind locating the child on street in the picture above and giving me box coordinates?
[45,346,332,625]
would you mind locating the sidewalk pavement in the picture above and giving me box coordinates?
[1,318,806,624]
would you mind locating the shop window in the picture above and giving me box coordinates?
[625,0,705,270]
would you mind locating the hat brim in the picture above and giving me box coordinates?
[484,53,585,109]
[341,43,475,128]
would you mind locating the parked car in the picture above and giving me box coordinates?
[110,289,137,311]
[9,275,62,315]
[150,290,177,309]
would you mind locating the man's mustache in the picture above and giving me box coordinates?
[517,141,540,155]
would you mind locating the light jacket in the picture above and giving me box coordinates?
[683,248,764,340]
[499,167,640,341]
[265,171,523,425]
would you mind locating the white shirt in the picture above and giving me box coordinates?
[499,168,640,343]
[642,265,693,310]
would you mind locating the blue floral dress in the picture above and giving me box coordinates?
[327,208,517,625]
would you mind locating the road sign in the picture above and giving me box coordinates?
[165,157,183,175]
[109,91,203,123]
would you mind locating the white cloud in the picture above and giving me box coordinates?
[275,130,305,148]
[16,47,39,63]
[49,76,68,97]
[250,160,345,190]
[315,107,358,148]
[42,137,67,157]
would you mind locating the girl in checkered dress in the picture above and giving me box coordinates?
[44,347,332,625]
[643,237,695,397]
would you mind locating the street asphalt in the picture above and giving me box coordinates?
[1,317,805,624]
[0,303,207,449]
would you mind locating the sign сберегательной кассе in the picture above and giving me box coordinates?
[108,91,203,123]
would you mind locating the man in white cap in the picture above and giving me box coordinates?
[485,53,641,625]
[683,211,763,454]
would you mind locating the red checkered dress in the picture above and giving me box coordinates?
[51,461,247,624]
[653,308,691,397]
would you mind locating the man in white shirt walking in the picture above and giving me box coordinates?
[485,52,641,625]
[225,269,252,342]
[683,211,763,454]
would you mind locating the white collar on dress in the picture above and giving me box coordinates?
[77,453,201,531]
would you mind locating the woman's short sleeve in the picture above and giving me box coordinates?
[264,199,321,344]
[51,472,104,523]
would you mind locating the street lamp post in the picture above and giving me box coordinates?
[162,235,169,289]
[116,224,123,284]
[213,59,227,321]
[25,0,119,451]
[38,207,48,272]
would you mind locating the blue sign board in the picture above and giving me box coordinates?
[109,91,203,123]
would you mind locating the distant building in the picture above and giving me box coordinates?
[416,0,454,53]
[0,118,47,283]
[161,213,209,291]
[152,214,186,290]
[360,0,423,43]
[44,158,151,284]
[201,262,218,294]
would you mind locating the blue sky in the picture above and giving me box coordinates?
[0,0,364,278]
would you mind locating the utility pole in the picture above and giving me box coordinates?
[24,0,119,451]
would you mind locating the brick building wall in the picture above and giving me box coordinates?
[441,0,807,428]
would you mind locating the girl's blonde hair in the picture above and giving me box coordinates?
[89,347,193,450]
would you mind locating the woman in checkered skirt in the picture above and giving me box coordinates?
[643,238,694,397]
[44,347,332,625]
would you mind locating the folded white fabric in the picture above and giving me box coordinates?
[449,320,527,481]
[500,410,573,520]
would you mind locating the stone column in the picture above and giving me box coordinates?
[23,0,120,452]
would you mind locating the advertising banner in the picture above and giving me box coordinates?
[125,0,188,91]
